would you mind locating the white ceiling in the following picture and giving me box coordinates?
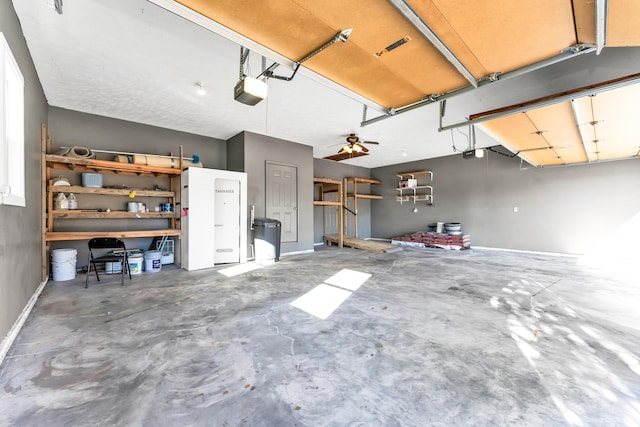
[12,0,640,168]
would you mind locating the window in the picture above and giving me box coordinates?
[0,32,25,207]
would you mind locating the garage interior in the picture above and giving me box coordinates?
[1,0,639,425]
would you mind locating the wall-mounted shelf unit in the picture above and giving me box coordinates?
[43,136,182,249]
[314,178,343,247]
[344,177,382,238]
[396,171,433,205]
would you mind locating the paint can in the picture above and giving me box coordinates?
[144,250,162,273]
[128,255,144,275]
[127,202,139,212]
[51,248,77,281]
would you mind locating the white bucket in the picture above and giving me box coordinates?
[128,255,144,275]
[144,250,162,273]
[436,222,445,233]
[52,248,77,281]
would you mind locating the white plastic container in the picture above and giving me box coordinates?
[144,250,162,273]
[105,261,122,274]
[129,255,144,275]
[51,248,77,281]
[82,173,103,188]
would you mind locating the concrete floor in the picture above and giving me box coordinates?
[1,246,639,426]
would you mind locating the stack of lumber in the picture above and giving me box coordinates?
[391,232,471,250]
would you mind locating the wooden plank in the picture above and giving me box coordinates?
[45,154,182,176]
[347,193,383,200]
[347,177,382,185]
[313,201,342,206]
[50,185,174,197]
[313,177,341,185]
[51,210,175,219]
[45,229,181,241]
[323,235,398,253]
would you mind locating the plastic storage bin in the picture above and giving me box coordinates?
[82,173,103,188]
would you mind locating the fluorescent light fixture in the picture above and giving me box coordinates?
[234,76,268,105]
[196,82,206,96]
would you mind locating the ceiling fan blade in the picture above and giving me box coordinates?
[362,140,380,145]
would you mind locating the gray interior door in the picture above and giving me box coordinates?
[266,162,298,243]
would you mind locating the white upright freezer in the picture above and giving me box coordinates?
[181,168,247,270]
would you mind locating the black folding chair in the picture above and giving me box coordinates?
[86,238,131,288]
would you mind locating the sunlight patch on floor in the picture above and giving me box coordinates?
[218,262,263,277]
[290,268,372,319]
[290,284,353,320]
[324,269,371,291]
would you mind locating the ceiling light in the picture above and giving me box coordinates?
[234,76,268,105]
[342,145,353,154]
[353,144,362,153]
[196,83,206,96]
[401,150,408,157]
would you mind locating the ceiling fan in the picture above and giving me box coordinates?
[337,134,380,154]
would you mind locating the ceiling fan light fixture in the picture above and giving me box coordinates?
[341,145,353,154]
[353,144,363,153]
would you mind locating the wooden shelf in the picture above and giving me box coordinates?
[45,154,182,177]
[50,185,174,197]
[45,229,181,242]
[313,177,343,248]
[346,177,382,185]
[51,210,175,219]
[346,193,383,199]
[313,201,342,206]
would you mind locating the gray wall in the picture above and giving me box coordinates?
[313,158,373,243]
[230,131,314,255]
[226,132,244,172]
[0,0,48,343]
[47,107,226,266]
[372,151,640,254]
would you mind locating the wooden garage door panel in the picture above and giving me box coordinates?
[401,0,487,79]
[292,0,469,96]
[573,0,596,44]
[483,113,542,151]
[177,0,466,107]
[608,0,640,46]
[426,0,577,74]
[525,102,586,164]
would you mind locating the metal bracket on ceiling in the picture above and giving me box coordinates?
[256,28,353,82]
[361,43,597,128]
[595,0,608,55]
[437,72,640,133]
[388,0,478,88]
